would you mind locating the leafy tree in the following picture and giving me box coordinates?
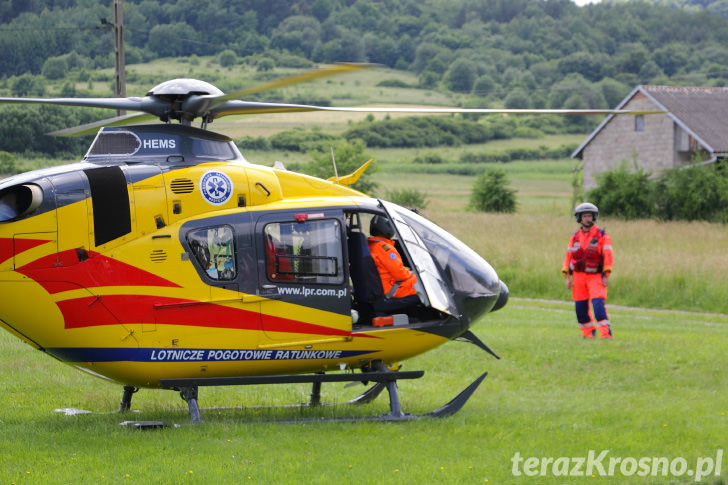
[504,88,531,109]
[598,78,631,108]
[11,74,45,96]
[271,15,321,58]
[548,73,607,110]
[412,43,447,73]
[444,58,477,92]
[146,22,198,58]
[312,0,336,22]
[363,34,399,67]
[638,60,664,84]
[615,45,649,75]
[218,49,238,67]
[41,56,68,80]
[418,71,440,89]
[472,74,496,96]
[653,43,690,77]
[313,30,365,63]
[469,169,517,213]
[562,94,590,132]
[60,82,76,97]
[64,51,84,70]
[0,105,95,156]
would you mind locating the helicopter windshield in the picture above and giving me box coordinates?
[383,202,501,300]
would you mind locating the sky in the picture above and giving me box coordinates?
[573,0,603,5]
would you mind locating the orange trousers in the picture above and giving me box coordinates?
[571,272,607,301]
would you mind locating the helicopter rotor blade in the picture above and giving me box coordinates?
[0,96,160,113]
[0,64,375,135]
[209,101,665,120]
[48,112,158,137]
[218,63,373,102]
[184,63,374,119]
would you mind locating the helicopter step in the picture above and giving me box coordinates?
[152,364,487,423]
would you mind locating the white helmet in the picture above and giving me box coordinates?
[574,202,598,222]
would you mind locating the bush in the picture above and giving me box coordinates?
[344,116,491,148]
[0,151,17,175]
[413,153,446,164]
[218,49,238,67]
[588,162,653,220]
[457,144,577,164]
[469,169,517,213]
[376,79,410,88]
[652,165,728,222]
[587,161,728,222]
[385,188,429,211]
[236,136,270,151]
[257,57,275,71]
[269,129,343,151]
[11,74,45,96]
[41,57,68,80]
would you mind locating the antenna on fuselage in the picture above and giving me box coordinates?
[330,146,339,180]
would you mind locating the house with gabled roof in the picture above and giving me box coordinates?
[572,85,728,191]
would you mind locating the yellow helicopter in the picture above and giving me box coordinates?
[0,64,626,424]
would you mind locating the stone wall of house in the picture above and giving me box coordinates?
[582,92,675,191]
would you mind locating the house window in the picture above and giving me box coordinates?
[635,115,644,132]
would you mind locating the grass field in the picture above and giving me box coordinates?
[1,300,726,484]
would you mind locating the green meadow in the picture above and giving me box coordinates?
[2,156,727,484]
[2,60,728,483]
[1,301,726,484]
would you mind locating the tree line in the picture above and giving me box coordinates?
[3,0,728,107]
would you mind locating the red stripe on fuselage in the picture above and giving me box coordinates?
[0,237,51,265]
[58,294,353,338]
[16,249,181,294]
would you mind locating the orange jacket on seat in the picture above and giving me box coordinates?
[367,236,417,298]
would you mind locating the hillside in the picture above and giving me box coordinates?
[2,0,728,107]
[3,0,728,158]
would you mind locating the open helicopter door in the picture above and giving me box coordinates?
[380,201,459,317]
[255,211,351,343]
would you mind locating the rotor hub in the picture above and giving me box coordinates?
[146,78,224,97]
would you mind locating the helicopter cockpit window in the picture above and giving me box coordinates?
[192,138,237,161]
[264,219,343,284]
[187,225,236,281]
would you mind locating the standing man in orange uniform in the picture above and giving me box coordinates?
[367,215,419,310]
[562,202,613,339]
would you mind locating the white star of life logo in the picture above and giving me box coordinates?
[200,170,234,205]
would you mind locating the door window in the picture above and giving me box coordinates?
[187,225,236,281]
[264,219,343,284]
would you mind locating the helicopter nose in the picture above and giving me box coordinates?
[491,280,509,312]
[460,279,508,324]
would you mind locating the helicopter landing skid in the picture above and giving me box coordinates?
[156,366,487,423]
